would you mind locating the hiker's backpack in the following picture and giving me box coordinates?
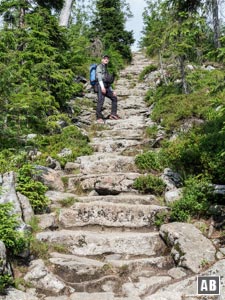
[89,63,97,86]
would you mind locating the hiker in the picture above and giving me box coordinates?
[96,54,120,124]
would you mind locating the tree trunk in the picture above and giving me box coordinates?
[19,7,25,28]
[59,0,74,27]
[159,51,168,86]
[212,0,221,48]
[178,55,189,94]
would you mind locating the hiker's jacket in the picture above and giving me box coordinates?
[96,63,108,89]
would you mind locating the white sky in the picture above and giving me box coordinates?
[126,0,146,51]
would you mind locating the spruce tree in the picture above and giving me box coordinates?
[0,2,86,145]
[0,0,64,28]
[142,0,210,94]
[91,0,134,62]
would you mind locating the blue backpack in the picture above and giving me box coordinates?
[89,63,98,86]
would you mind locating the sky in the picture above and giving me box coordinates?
[125,0,147,51]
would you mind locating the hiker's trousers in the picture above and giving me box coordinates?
[96,85,117,119]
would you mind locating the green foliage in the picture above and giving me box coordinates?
[154,211,169,227]
[211,34,225,62]
[0,203,29,255]
[91,0,134,62]
[160,112,225,183]
[0,6,89,148]
[45,114,71,134]
[28,216,40,233]
[29,238,49,259]
[0,149,27,173]
[186,68,225,93]
[16,164,49,214]
[135,151,163,172]
[133,174,166,195]
[145,124,159,139]
[141,1,169,56]
[106,50,124,80]
[151,92,210,131]
[142,0,212,93]
[145,67,225,133]
[170,176,212,221]
[145,89,157,106]
[161,135,200,176]
[139,64,158,81]
[145,63,225,189]
[34,125,93,167]
[0,274,14,294]
[59,197,78,207]
[145,81,181,107]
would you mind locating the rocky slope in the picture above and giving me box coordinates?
[1,52,225,300]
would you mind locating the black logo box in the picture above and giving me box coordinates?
[197,276,220,295]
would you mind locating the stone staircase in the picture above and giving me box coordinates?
[34,52,177,300]
[17,51,224,300]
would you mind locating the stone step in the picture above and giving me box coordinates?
[36,230,167,256]
[119,66,151,76]
[49,252,173,284]
[118,96,148,108]
[106,256,173,272]
[66,172,141,195]
[103,116,147,130]
[90,138,148,154]
[96,111,146,124]
[117,109,149,119]
[142,259,225,300]
[118,103,148,112]
[116,90,147,97]
[76,194,158,205]
[45,293,142,300]
[122,275,172,298]
[59,201,169,228]
[131,60,151,66]
[75,153,137,175]
[116,82,150,92]
[91,110,148,128]
[46,191,158,208]
[117,109,149,120]
[96,129,144,139]
[115,87,149,95]
[115,80,138,88]
[49,252,106,282]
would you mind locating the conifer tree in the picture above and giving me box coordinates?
[0,0,64,28]
[91,0,134,61]
[142,0,209,94]
[0,1,87,143]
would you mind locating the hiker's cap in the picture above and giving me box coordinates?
[103,54,110,59]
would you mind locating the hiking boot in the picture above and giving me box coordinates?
[97,118,105,124]
[109,114,121,120]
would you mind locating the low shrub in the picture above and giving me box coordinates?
[29,238,49,259]
[16,164,50,214]
[133,174,166,195]
[154,211,169,227]
[145,124,159,139]
[59,197,78,207]
[0,149,27,174]
[169,176,212,222]
[0,203,29,255]
[0,275,14,294]
[34,125,93,167]
[135,151,163,172]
